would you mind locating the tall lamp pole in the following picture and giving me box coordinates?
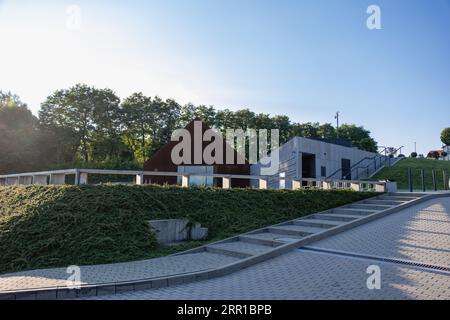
[335,111,340,138]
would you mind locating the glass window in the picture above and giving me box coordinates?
[177,166,214,187]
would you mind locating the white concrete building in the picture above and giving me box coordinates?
[251,137,390,189]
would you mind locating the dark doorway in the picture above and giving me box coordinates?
[302,153,316,178]
[341,158,351,180]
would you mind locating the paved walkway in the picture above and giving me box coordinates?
[85,197,450,300]
[0,253,238,292]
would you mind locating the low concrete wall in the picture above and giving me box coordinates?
[149,219,208,244]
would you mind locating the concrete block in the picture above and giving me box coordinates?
[222,177,231,189]
[191,226,208,240]
[135,174,144,185]
[259,179,268,190]
[385,181,398,193]
[181,175,189,187]
[149,219,189,244]
[292,180,301,190]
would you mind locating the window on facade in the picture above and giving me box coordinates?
[279,172,286,189]
[177,166,214,187]
[321,166,327,177]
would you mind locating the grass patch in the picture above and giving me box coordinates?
[371,158,450,190]
[0,185,377,274]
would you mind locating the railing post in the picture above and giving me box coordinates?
[444,170,448,191]
[432,169,437,192]
[181,175,190,188]
[408,168,413,192]
[258,178,268,190]
[421,169,425,192]
[222,177,231,189]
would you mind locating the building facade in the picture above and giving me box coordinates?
[251,136,388,189]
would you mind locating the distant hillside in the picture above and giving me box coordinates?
[371,158,450,190]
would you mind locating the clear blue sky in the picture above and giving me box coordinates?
[0,0,449,155]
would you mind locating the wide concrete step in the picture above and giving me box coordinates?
[314,213,360,222]
[379,196,420,201]
[364,200,405,205]
[269,224,326,236]
[332,208,378,216]
[239,232,303,246]
[206,241,273,259]
[350,204,393,210]
[293,219,344,228]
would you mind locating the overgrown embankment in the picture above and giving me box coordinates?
[0,185,376,274]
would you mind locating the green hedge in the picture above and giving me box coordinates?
[0,185,377,274]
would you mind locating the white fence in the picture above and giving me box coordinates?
[0,169,393,192]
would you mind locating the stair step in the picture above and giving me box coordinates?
[332,208,378,216]
[379,196,419,201]
[269,224,326,236]
[206,241,272,259]
[293,219,344,228]
[364,200,405,205]
[315,213,360,222]
[240,232,303,246]
[350,204,393,210]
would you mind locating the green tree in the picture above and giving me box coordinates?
[337,124,378,152]
[441,128,450,146]
[39,84,122,163]
[121,93,155,162]
[0,92,39,173]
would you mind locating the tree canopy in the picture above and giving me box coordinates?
[0,85,380,174]
[441,127,450,146]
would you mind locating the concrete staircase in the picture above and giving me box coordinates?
[179,193,426,262]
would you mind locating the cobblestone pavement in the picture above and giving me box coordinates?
[310,198,450,267]
[85,197,450,300]
[0,253,239,291]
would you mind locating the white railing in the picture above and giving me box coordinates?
[0,169,392,192]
